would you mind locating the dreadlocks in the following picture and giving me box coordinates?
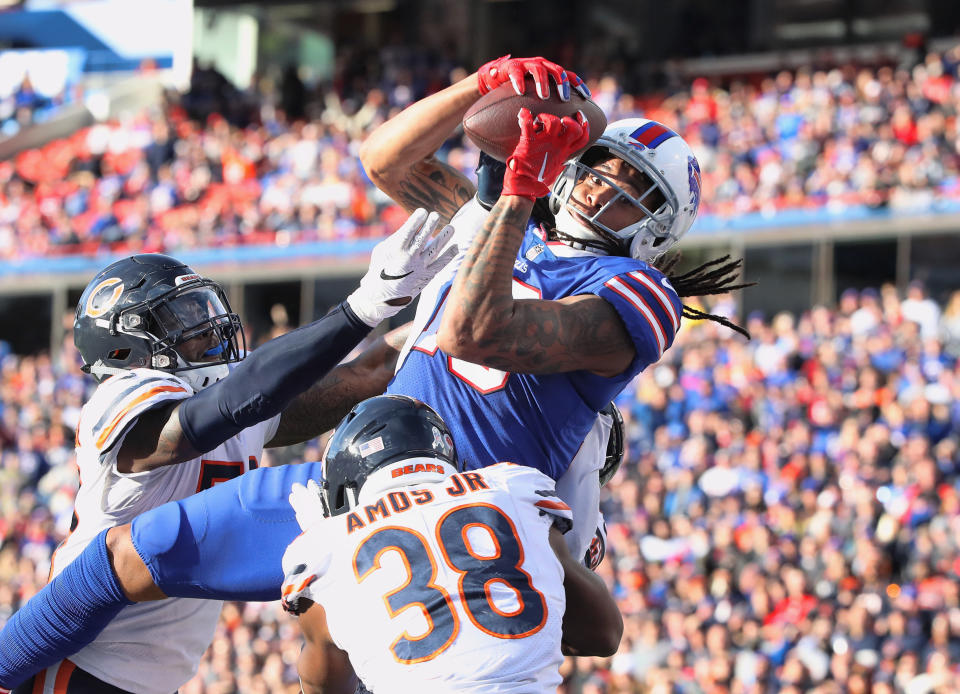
[654,253,756,338]
[532,195,755,338]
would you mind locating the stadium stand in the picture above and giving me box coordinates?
[3,43,960,262]
[2,283,959,693]
[4,26,960,692]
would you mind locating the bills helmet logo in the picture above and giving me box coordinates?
[687,156,702,212]
[630,122,678,150]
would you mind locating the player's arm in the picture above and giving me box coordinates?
[549,525,623,657]
[114,300,372,474]
[437,200,635,377]
[116,212,455,473]
[265,323,410,448]
[359,56,578,221]
[297,599,358,694]
[358,75,477,221]
[436,111,635,377]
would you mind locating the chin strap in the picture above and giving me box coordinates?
[548,227,627,256]
[87,360,128,382]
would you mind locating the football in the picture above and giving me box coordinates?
[463,76,607,163]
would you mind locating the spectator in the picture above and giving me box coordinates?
[2,282,958,693]
[4,43,960,261]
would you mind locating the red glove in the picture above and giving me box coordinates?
[477,55,589,101]
[503,109,590,200]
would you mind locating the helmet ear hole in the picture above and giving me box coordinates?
[108,348,131,361]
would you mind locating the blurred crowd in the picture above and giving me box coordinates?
[2,279,959,693]
[4,42,960,260]
[0,75,68,138]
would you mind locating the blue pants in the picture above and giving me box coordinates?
[131,462,325,602]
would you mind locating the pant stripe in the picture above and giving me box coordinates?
[52,662,75,694]
[29,671,44,694]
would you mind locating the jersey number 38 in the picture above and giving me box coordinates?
[353,503,547,664]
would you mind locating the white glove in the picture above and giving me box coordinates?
[289,479,328,531]
[347,208,457,327]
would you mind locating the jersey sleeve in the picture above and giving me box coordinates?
[281,525,334,614]
[489,463,574,534]
[594,265,683,370]
[77,369,193,457]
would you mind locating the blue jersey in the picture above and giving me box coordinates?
[388,220,683,480]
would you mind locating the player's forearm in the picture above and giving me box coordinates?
[560,567,623,656]
[359,74,480,182]
[551,528,623,656]
[436,195,531,357]
[267,324,411,448]
[177,303,372,457]
[298,639,327,694]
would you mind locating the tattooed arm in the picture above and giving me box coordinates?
[435,197,635,378]
[358,74,478,222]
[266,323,411,448]
[115,325,411,471]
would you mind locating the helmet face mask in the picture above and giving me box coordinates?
[599,402,625,487]
[551,118,702,262]
[128,280,243,371]
[74,254,245,386]
[558,154,677,248]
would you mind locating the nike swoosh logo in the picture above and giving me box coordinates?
[380,269,414,281]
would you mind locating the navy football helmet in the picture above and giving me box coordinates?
[74,254,244,388]
[321,395,459,516]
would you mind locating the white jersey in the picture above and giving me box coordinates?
[52,366,280,694]
[282,463,573,694]
[396,196,606,562]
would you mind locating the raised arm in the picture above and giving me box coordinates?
[436,112,635,377]
[265,323,410,448]
[358,74,478,221]
[359,56,579,222]
[549,526,623,656]
[117,212,454,473]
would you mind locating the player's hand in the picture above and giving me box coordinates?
[347,208,457,327]
[477,55,589,101]
[502,109,590,200]
[289,479,329,530]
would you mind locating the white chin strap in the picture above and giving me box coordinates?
[552,205,613,256]
[176,362,230,391]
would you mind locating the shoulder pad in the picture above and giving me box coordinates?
[80,369,193,453]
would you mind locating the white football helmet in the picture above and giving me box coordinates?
[550,118,702,261]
